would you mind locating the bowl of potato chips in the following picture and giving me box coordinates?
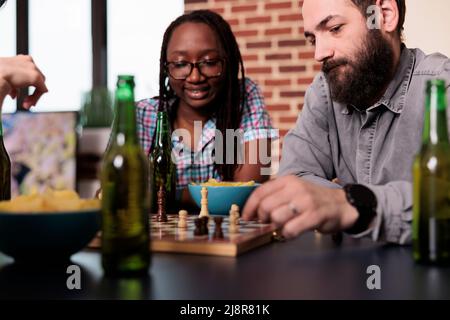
[188,179,259,215]
[0,189,100,264]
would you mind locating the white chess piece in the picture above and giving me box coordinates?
[178,210,188,229]
[228,215,239,233]
[229,204,240,225]
[199,187,209,217]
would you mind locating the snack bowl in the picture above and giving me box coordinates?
[0,209,101,264]
[188,183,259,215]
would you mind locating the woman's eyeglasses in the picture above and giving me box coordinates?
[165,59,224,80]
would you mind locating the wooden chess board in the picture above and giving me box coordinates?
[89,214,277,257]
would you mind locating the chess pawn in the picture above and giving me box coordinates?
[229,209,240,225]
[178,210,188,229]
[230,204,239,213]
[199,187,209,217]
[228,216,239,233]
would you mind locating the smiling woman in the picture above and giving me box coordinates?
[134,10,278,209]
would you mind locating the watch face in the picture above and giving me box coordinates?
[344,184,377,208]
[343,184,377,235]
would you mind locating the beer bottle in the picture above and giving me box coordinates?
[413,79,450,265]
[0,114,11,200]
[149,111,177,215]
[100,75,151,276]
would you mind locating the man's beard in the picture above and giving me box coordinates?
[322,30,395,109]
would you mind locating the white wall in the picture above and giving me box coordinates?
[29,0,92,112]
[107,0,184,102]
[404,0,450,57]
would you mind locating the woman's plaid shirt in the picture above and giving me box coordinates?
[136,77,278,192]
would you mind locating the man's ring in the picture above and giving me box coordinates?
[288,202,299,216]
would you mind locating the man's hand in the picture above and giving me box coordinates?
[242,175,359,239]
[0,55,48,109]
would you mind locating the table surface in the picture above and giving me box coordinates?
[0,232,449,300]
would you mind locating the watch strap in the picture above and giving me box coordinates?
[343,184,377,235]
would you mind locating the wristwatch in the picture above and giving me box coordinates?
[343,184,377,235]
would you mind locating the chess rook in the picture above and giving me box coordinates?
[200,216,209,235]
[194,217,209,236]
[213,216,224,239]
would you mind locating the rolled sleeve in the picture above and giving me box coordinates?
[363,182,413,244]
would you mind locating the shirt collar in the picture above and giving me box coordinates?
[341,45,416,115]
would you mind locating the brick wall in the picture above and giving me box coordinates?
[184,0,319,146]
[184,0,319,173]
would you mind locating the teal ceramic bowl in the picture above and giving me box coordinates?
[188,184,259,215]
[0,209,101,264]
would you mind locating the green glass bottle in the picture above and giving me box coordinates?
[149,111,177,216]
[0,114,11,201]
[413,79,450,265]
[100,75,151,277]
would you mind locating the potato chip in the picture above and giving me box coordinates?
[0,189,100,213]
[192,178,255,187]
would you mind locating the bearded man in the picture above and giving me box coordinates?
[243,0,450,244]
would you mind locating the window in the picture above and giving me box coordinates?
[107,0,183,101]
[0,0,17,113]
[29,0,92,112]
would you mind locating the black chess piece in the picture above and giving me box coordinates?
[156,184,168,222]
[200,216,209,235]
[194,218,202,236]
[213,216,224,239]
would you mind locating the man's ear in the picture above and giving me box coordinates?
[377,0,399,33]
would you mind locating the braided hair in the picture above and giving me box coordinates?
[158,10,245,181]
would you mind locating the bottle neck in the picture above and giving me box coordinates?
[423,82,449,145]
[112,85,137,144]
[154,112,171,149]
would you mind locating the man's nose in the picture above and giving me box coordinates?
[314,39,334,63]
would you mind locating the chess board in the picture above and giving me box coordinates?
[89,214,277,257]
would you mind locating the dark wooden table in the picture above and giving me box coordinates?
[0,232,449,300]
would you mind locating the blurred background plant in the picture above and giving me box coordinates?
[77,86,114,198]
[80,86,114,128]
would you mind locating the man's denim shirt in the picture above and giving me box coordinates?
[279,46,450,244]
